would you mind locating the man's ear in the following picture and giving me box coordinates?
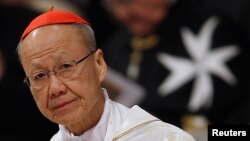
[94,49,107,82]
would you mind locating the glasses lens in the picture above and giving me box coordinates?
[24,51,94,87]
[56,61,77,81]
[30,71,48,87]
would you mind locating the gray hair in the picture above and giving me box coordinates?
[16,23,97,62]
[73,23,97,51]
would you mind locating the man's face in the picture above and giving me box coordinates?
[20,24,107,126]
[107,0,169,37]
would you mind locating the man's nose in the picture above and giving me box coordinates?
[48,75,67,97]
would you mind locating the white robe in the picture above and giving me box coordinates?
[51,90,195,141]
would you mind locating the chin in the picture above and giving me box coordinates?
[46,110,77,125]
[55,114,79,125]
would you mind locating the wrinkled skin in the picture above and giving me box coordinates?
[19,24,107,135]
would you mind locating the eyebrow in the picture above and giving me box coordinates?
[30,52,68,70]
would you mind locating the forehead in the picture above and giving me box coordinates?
[23,24,84,47]
[19,24,90,71]
[21,24,87,58]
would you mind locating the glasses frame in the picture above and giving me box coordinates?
[24,49,97,87]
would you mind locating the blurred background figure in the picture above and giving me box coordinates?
[0,0,83,140]
[99,0,250,140]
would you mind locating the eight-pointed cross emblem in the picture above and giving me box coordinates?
[157,17,240,112]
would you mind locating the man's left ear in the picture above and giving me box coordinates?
[94,49,107,82]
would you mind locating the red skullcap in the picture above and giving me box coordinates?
[21,7,91,40]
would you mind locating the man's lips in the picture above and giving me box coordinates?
[52,99,76,110]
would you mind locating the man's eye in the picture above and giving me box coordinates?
[33,72,47,80]
[59,63,74,70]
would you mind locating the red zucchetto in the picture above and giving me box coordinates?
[21,6,91,40]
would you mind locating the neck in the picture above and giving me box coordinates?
[66,90,105,136]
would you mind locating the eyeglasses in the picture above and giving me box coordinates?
[24,50,97,87]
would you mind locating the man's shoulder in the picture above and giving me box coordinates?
[112,105,196,141]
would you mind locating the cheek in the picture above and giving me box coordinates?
[66,72,100,108]
[66,77,98,103]
[31,88,51,118]
[31,89,45,106]
[71,65,100,92]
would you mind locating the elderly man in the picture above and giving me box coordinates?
[17,8,195,141]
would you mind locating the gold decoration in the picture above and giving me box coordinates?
[127,35,160,80]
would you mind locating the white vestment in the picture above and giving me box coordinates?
[51,89,195,141]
